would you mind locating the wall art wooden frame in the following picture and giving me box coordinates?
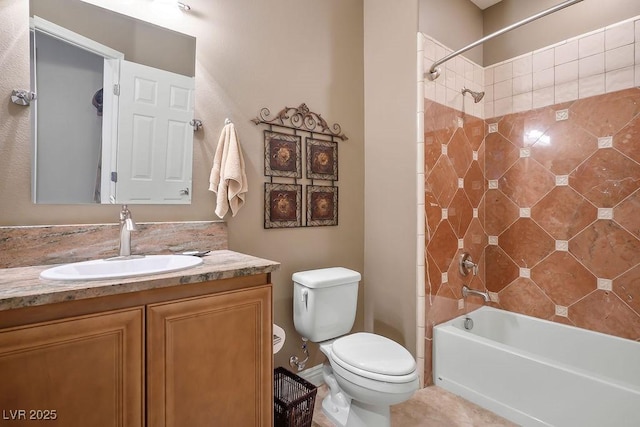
[264,183,302,228]
[306,185,338,226]
[263,131,302,178]
[306,138,338,181]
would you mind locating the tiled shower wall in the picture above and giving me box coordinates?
[483,89,640,337]
[421,100,488,385]
[419,16,640,385]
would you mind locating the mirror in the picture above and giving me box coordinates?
[30,0,197,204]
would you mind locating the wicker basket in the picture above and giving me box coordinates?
[274,367,318,427]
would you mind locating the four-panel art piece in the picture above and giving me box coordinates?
[252,104,347,229]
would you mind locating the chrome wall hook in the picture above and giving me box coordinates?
[11,89,36,106]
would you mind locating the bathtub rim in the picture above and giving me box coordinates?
[433,306,640,394]
[438,306,640,350]
[433,306,640,426]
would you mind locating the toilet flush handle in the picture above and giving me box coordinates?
[301,290,308,309]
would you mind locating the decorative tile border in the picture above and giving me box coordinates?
[519,208,531,218]
[597,278,613,291]
[598,208,614,220]
[556,109,570,121]
[598,136,613,148]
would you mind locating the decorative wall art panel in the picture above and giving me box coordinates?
[264,131,302,178]
[306,185,338,226]
[306,138,338,181]
[264,183,302,228]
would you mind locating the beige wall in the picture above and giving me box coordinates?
[418,0,640,68]
[419,0,483,64]
[484,0,640,65]
[364,0,418,355]
[30,0,196,77]
[0,0,364,370]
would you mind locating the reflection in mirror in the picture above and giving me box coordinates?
[30,0,196,205]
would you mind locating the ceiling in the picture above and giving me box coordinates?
[469,0,503,9]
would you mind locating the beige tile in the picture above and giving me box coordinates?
[312,385,516,427]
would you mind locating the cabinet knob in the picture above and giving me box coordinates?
[179,188,190,196]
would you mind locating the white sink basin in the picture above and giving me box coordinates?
[40,254,203,281]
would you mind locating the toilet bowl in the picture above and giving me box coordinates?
[291,268,418,427]
[319,333,418,427]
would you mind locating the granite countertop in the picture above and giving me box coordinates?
[0,250,280,312]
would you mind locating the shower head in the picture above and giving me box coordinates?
[461,88,485,103]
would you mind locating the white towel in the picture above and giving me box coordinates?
[209,122,248,218]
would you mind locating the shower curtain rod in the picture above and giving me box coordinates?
[425,0,584,81]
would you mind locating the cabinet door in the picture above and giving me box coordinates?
[0,307,144,427]
[147,285,272,427]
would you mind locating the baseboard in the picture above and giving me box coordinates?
[297,363,324,387]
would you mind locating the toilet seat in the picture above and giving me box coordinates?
[330,332,417,384]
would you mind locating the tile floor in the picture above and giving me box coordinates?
[311,384,517,427]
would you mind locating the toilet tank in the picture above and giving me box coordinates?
[293,267,361,342]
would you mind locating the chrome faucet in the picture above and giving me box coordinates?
[462,285,490,302]
[118,205,138,257]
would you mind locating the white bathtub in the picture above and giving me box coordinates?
[433,306,640,427]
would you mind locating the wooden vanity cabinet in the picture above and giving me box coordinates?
[147,285,272,427]
[0,307,144,426]
[0,276,273,427]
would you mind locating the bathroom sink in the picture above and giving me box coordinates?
[40,254,203,281]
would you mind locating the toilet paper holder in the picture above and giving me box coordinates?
[273,324,286,355]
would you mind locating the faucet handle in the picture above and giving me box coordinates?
[459,252,478,276]
[125,218,138,231]
[120,204,130,221]
[120,205,137,230]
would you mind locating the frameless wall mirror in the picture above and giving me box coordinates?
[29,0,196,204]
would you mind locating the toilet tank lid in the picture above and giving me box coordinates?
[292,267,361,288]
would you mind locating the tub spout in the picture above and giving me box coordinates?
[462,285,490,302]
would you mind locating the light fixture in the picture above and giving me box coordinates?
[177,2,191,11]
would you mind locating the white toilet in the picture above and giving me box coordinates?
[292,267,418,427]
